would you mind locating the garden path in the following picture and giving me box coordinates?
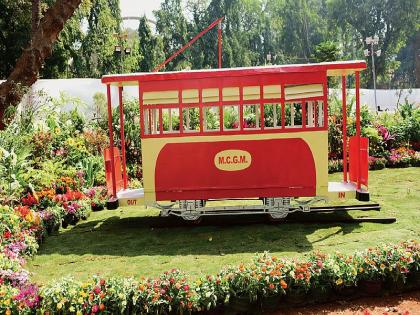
[275,290,419,315]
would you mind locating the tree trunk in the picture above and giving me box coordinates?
[32,0,41,37]
[0,0,82,129]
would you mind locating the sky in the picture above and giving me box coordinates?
[120,0,164,29]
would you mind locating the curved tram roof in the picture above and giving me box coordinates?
[102,60,366,86]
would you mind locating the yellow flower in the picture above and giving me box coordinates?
[359,267,364,273]
[5,309,11,315]
[76,311,82,315]
[335,278,343,286]
[78,297,84,304]
[57,302,63,310]
[69,306,75,312]
[196,280,202,286]
[4,299,10,306]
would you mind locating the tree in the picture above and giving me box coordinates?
[138,16,164,72]
[0,0,32,79]
[0,0,82,129]
[313,41,340,62]
[154,0,190,71]
[329,0,420,88]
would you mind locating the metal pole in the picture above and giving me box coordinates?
[106,85,117,198]
[153,17,224,72]
[218,21,222,69]
[355,71,361,190]
[371,44,378,113]
[342,75,348,183]
[118,86,128,189]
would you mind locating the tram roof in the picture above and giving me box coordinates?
[102,60,366,86]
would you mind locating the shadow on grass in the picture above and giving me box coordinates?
[37,211,363,257]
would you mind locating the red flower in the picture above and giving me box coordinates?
[3,231,11,239]
[92,304,99,313]
[94,286,101,294]
[183,285,190,291]
[99,279,106,286]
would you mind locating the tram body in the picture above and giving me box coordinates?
[102,61,369,219]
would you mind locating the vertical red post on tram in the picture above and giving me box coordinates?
[118,86,128,189]
[106,84,117,198]
[355,71,361,189]
[342,75,348,182]
[218,21,222,69]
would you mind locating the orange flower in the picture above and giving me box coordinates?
[269,283,275,289]
[280,280,287,289]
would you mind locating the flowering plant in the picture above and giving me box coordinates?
[133,269,197,314]
[387,147,415,167]
[368,156,386,170]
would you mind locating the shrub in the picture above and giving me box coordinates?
[386,147,415,168]
[328,159,343,173]
[368,156,386,170]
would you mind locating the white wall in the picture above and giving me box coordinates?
[3,79,419,113]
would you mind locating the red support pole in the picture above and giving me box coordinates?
[281,84,285,129]
[355,71,361,189]
[218,21,222,68]
[118,86,128,189]
[153,17,224,72]
[342,75,348,182]
[106,84,117,198]
[259,85,264,130]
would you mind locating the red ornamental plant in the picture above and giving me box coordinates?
[21,193,38,207]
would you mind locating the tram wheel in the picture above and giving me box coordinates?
[181,212,202,222]
[267,209,289,222]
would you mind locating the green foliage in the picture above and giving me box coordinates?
[138,16,164,72]
[313,41,340,62]
[328,0,419,88]
[0,146,32,203]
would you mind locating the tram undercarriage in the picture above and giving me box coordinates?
[152,196,380,222]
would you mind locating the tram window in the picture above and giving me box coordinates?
[182,107,200,132]
[143,108,160,135]
[306,101,315,127]
[203,106,220,131]
[285,102,302,128]
[317,101,324,127]
[264,103,282,128]
[162,108,180,133]
[243,104,260,129]
[305,101,324,128]
[223,105,240,130]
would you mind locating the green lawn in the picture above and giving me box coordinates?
[28,168,420,285]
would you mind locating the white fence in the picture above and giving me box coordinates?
[2,79,420,113]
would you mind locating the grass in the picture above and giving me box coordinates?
[27,168,420,285]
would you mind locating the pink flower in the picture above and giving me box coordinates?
[183,285,189,291]
[94,286,101,294]
[92,304,99,313]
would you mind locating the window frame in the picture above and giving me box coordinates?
[140,80,328,138]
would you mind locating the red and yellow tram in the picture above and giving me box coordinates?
[101,61,369,220]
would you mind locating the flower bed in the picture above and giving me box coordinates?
[0,202,418,314]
